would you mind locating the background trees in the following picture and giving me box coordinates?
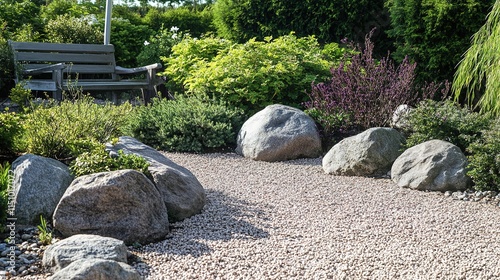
[386,0,495,83]
[213,0,392,54]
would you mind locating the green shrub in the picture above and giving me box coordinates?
[70,145,150,178]
[0,161,11,231]
[0,0,42,37]
[45,14,103,44]
[137,25,188,66]
[0,111,23,154]
[9,82,32,109]
[402,99,491,153]
[163,34,345,113]
[97,18,153,67]
[123,96,245,153]
[160,35,232,94]
[20,95,132,160]
[467,117,500,191]
[0,36,15,96]
[144,7,215,38]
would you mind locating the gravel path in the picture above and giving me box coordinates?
[132,152,500,279]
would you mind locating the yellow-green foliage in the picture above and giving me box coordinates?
[162,34,347,113]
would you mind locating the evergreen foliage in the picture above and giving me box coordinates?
[386,0,494,83]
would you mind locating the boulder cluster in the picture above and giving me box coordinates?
[236,104,471,192]
[10,137,206,278]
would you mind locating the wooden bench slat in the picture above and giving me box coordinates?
[24,80,58,91]
[10,41,114,54]
[22,64,116,74]
[15,52,115,64]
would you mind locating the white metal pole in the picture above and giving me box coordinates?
[104,0,113,45]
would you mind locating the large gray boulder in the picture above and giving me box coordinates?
[11,154,73,225]
[53,170,170,245]
[42,234,128,273]
[323,127,404,176]
[107,136,206,222]
[391,140,471,191]
[49,259,141,280]
[236,104,322,162]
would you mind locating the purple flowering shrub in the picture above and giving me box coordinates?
[305,30,446,137]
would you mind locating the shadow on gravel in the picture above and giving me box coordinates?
[141,190,271,258]
[279,157,322,167]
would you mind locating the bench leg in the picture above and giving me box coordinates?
[142,88,155,105]
[53,89,63,101]
[112,92,119,105]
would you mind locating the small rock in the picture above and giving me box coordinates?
[17,265,27,274]
[444,191,452,197]
[21,234,33,241]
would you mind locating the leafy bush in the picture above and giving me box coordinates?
[9,82,32,109]
[386,0,494,83]
[137,25,188,66]
[304,32,447,134]
[20,95,132,160]
[40,0,96,21]
[45,14,103,44]
[0,37,15,97]
[96,18,153,67]
[0,0,42,37]
[0,161,11,231]
[70,145,150,178]
[467,117,500,191]
[0,111,23,154]
[160,35,233,94]
[144,7,215,38]
[123,96,245,153]
[402,99,491,153]
[163,34,345,113]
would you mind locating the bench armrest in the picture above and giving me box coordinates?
[23,63,67,75]
[115,63,162,74]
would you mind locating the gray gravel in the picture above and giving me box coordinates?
[131,152,500,279]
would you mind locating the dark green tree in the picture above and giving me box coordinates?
[386,0,495,84]
[213,0,391,53]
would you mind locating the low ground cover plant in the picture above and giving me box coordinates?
[0,110,23,155]
[19,94,132,160]
[70,145,150,178]
[466,117,500,191]
[401,99,491,153]
[123,95,245,153]
[0,162,10,231]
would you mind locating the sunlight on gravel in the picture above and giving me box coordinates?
[129,152,500,280]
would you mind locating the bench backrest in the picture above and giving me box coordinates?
[9,41,119,81]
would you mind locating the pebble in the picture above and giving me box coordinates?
[0,227,46,278]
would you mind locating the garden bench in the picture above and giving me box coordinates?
[9,40,164,104]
